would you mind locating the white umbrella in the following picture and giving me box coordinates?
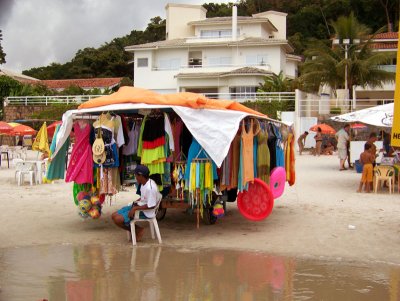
[331,103,393,128]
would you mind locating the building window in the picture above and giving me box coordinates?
[230,86,257,99]
[208,57,232,67]
[158,58,181,70]
[200,29,239,39]
[246,54,268,66]
[137,58,148,67]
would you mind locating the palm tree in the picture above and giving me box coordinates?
[258,71,295,92]
[299,13,395,96]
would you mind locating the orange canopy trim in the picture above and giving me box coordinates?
[78,87,266,117]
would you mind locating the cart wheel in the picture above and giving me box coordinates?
[156,207,167,221]
[202,206,217,225]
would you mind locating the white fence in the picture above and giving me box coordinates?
[5,95,103,106]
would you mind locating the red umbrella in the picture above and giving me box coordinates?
[47,121,62,137]
[0,121,13,134]
[10,124,37,136]
[350,123,367,129]
[309,124,336,135]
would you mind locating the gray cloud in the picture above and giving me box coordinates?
[1,0,229,73]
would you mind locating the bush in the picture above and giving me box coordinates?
[330,107,341,114]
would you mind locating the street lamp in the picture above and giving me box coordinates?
[332,38,360,109]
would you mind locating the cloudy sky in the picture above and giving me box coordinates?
[0,0,229,73]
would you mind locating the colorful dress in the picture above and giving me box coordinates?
[66,121,93,184]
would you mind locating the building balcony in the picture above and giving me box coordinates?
[151,63,272,73]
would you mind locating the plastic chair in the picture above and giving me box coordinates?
[15,161,37,186]
[127,193,163,246]
[374,165,395,194]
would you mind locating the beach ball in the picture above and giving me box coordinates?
[79,199,92,213]
[88,207,101,219]
[77,191,88,201]
[212,204,224,218]
[83,194,91,201]
[90,195,99,205]
[78,211,89,219]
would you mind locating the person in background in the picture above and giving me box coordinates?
[17,136,23,146]
[357,143,375,193]
[335,124,350,171]
[314,127,323,156]
[322,141,334,155]
[365,132,378,164]
[297,131,308,155]
[383,131,391,156]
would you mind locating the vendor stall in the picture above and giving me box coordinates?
[49,87,296,226]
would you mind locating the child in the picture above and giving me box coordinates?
[357,143,375,193]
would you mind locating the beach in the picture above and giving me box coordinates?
[1,151,399,264]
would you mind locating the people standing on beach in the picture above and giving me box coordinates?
[335,124,350,170]
[357,143,375,193]
[314,127,323,156]
[297,131,308,155]
[365,132,378,164]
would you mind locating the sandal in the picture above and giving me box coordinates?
[339,168,347,171]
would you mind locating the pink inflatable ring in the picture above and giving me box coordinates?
[269,167,286,199]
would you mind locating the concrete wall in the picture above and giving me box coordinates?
[3,105,50,122]
[166,4,206,40]
[253,11,287,39]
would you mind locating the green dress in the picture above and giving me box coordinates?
[47,125,70,180]
[257,128,270,184]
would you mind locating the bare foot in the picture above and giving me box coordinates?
[136,228,145,242]
[356,189,361,193]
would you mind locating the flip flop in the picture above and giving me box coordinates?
[339,168,348,171]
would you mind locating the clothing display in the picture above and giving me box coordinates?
[66,121,93,184]
[47,124,70,180]
[53,106,296,225]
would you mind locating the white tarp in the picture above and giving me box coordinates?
[53,103,271,167]
[330,103,393,128]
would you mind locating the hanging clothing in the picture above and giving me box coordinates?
[47,125,70,180]
[93,114,119,168]
[122,121,140,155]
[275,125,285,168]
[99,168,118,195]
[172,119,183,160]
[229,134,241,189]
[285,132,296,186]
[257,126,270,184]
[184,139,218,186]
[241,120,256,187]
[267,123,277,171]
[66,121,93,184]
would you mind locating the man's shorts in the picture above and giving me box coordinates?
[117,205,148,226]
[338,148,347,160]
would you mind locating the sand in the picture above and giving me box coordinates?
[1,150,399,264]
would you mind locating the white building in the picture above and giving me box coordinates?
[125,3,301,98]
[353,31,397,101]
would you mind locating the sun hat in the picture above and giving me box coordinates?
[134,165,150,177]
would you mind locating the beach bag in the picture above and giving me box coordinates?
[92,128,106,164]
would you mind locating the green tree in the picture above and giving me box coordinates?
[0,76,22,119]
[299,13,395,95]
[258,71,295,92]
[0,30,6,64]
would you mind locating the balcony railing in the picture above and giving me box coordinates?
[5,95,103,106]
[151,63,272,71]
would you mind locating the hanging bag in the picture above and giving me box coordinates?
[92,127,106,164]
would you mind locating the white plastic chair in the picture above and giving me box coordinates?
[15,161,37,186]
[374,165,395,194]
[127,193,163,246]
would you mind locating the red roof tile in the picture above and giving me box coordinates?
[370,42,398,49]
[373,32,398,39]
[40,77,123,90]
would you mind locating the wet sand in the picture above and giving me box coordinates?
[1,151,399,264]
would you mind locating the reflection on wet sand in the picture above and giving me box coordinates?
[0,244,398,300]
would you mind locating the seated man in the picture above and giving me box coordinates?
[322,141,334,155]
[112,165,160,241]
